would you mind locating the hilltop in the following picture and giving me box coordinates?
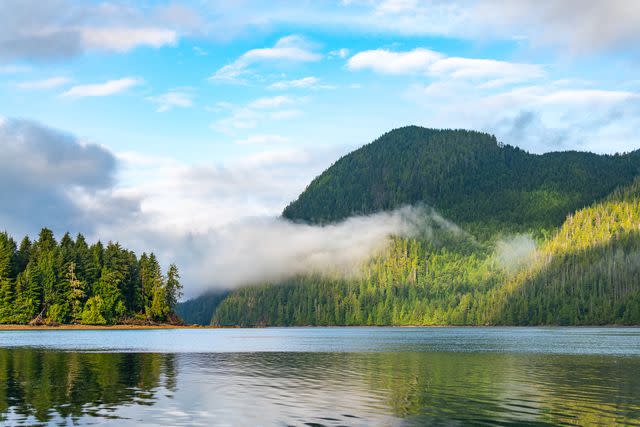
[284,126,640,235]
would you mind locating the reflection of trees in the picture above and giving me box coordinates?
[0,349,176,424]
[0,350,638,425]
[208,352,640,425]
[363,352,640,425]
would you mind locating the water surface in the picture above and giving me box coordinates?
[0,327,638,426]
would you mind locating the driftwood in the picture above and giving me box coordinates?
[28,308,46,326]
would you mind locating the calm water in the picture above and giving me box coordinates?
[0,327,639,426]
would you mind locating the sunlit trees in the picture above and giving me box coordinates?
[0,229,181,325]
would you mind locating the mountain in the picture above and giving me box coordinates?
[284,126,640,235]
[181,126,640,326]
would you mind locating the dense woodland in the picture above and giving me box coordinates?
[212,181,640,326]
[0,229,182,325]
[181,127,640,326]
[283,127,640,235]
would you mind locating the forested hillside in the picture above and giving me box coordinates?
[283,126,640,235]
[0,228,182,325]
[491,179,640,325]
[212,179,640,326]
[175,290,227,325]
[180,127,640,327]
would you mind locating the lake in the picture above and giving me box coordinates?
[0,327,639,426]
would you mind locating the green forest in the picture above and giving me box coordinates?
[180,126,640,326]
[0,228,182,325]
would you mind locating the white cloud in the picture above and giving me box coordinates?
[348,47,545,87]
[16,76,71,90]
[183,1,640,56]
[348,48,443,74]
[406,76,640,153]
[374,0,420,15]
[147,90,194,112]
[209,35,322,83]
[80,27,177,53]
[429,57,546,87]
[61,77,142,98]
[268,76,335,90]
[233,134,289,145]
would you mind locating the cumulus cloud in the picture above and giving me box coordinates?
[209,35,322,83]
[0,117,140,238]
[348,48,443,75]
[61,77,142,98]
[0,117,360,295]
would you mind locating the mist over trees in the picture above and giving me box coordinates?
[181,127,640,326]
[0,229,182,325]
[212,183,640,326]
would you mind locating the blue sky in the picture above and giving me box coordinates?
[1,0,640,294]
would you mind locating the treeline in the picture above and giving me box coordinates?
[0,228,182,325]
[211,180,640,326]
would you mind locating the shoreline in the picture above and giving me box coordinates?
[0,324,215,330]
[0,324,637,330]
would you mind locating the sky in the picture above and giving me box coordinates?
[1,0,640,296]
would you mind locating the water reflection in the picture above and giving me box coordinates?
[0,350,176,425]
[0,349,638,426]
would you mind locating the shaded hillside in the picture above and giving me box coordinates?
[176,291,227,325]
[283,126,640,234]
